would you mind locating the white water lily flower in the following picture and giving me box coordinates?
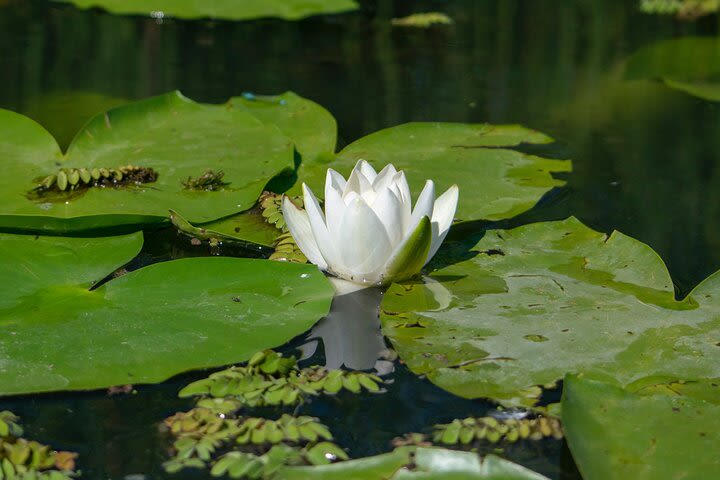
[282,160,459,286]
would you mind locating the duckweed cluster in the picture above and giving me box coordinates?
[0,412,77,480]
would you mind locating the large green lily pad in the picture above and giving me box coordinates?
[625,36,720,101]
[52,0,358,20]
[0,232,333,396]
[380,217,720,407]
[562,374,720,480]
[281,447,548,479]
[304,123,571,222]
[0,91,295,233]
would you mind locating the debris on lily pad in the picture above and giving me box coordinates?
[182,170,230,191]
[391,12,454,28]
[0,411,78,479]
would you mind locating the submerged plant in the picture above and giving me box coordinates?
[0,411,78,480]
[282,160,459,286]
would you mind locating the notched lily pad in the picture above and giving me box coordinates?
[303,123,571,221]
[0,91,295,233]
[0,232,333,396]
[381,217,720,407]
[51,0,359,21]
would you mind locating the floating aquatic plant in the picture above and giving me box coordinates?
[639,0,719,19]
[391,12,454,27]
[179,350,383,409]
[0,411,78,480]
[432,415,563,445]
[259,192,308,263]
[162,410,347,477]
[282,160,458,286]
[30,165,157,197]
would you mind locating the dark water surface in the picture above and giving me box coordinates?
[1,0,719,478]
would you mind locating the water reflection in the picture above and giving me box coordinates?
[299,276,453,374]
[300,282,392,373]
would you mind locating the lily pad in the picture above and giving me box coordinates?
[0,91,295,233]
[231,92,337,167]
[380,217,720,407]
[625,36,720,101]
[21,90,129,151]
[52,0,359,20]
[304,123,571,221]
[280,447,548,479]
[562,374,720,480]
[0,232,333,396]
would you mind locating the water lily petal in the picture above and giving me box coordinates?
[337,197,393,282]
[393,171,412,231]
[370,186,405,246]
[344,165,374,201]
[281,196,328,270]
[372,164,398,191]
[325,168,347,197]
[375,215,432,285]
[357,159,378,183]
[324,173,347,243]
[408,180,435,234]
[303,183,343,271]
[426,184,459,263]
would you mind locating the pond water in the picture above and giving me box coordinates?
[1,0,719,478]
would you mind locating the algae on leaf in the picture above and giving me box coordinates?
[562,374,720,480]
[381,217,720,407]
[51,0,359,20]
[0,232,334,396]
